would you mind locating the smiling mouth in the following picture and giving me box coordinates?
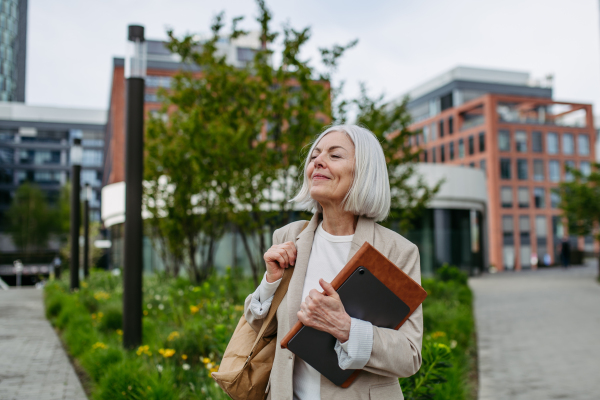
[312,174,330,180]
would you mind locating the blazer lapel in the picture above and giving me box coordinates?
[286,213,320,330]
[346,215,376,263]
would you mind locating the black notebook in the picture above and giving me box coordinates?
[286,266,411,386]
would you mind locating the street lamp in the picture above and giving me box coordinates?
[123,24,146,349]
[70,138,82,291]
[83,183,92,278]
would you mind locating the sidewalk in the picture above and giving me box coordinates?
[0,288,87,400]
[470,262,600,400]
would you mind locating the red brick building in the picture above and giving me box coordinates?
[404,67,597,271]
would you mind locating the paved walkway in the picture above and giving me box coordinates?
[0,288,87,400]
[470,262,600,400]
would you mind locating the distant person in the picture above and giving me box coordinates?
[560,238,571,268]
[543,253,551,266]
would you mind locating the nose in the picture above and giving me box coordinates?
[313,153,326,169]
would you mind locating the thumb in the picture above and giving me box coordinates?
[319,279,338,298]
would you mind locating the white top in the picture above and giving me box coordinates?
[249,222,373,400]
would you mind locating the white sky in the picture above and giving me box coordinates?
[26,0,600,115]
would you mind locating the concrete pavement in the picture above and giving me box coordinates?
[0,288,87,400]
[470,262,600,400]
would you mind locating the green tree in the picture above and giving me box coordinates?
[145,0,438,284]
[556,162,600,276]
[6,182,55,253]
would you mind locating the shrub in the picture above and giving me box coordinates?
[435,264,469,285]
[81,346,123,382]
[98,306,122,332]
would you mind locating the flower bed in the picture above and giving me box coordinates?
[45,266,475,400]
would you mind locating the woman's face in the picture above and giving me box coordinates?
[307,131,355,208]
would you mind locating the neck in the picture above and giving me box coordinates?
[321,205,358,236]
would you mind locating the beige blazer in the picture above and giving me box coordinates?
[244,214,423,400]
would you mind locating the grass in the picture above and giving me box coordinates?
[45,265,475,400]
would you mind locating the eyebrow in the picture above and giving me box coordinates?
[313,145,347,153]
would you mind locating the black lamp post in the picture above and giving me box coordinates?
[123,24,146,349]
[83,183,91,278]
[70,138,82,291]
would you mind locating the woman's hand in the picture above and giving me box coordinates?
[263,241,297,283]
[297,279,351,343]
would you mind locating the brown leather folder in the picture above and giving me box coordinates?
[280,241,427,388]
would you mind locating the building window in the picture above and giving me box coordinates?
[469,162,475,168]
[577,134,590,156]
[562,133,574,155]
[499,130,510,151]
[430,122,437,141]
[502,215,514,241]
[501,186,513,208]
[146,75,172,88]
[480,159,486,175]
[547,132,559,154]
[479,131,485,152]
[515,130,527,152]
[550,191,561,208]
[549,160,560,182]
[423,149,428,162]
[431,147,437,163]
[520,216,532,268]
[564,160,575,182]
[517,159,528,180]
[534,187,545,208]
[423,125,430,144]
[439,120,444,138]
[144,93,159,103]
[82,149,103,167]
[535,216,547,238]
[19,150,61,165]
[440,144,445,162]
[448,116,454,134]
[449,142,455,160]
[237,47,256,62]
[532,131,543,153]
[441,93,453,111]
[580,161,591,176]
[517,187,529,208]
[468,136,474,155]
[458,139,465,159]
[500,158,511,179]
[533,160,544,181]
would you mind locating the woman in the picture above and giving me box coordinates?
[244,125,423,400]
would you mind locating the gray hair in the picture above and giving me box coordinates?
[291,124,391,221]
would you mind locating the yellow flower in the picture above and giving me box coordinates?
[116,329,123,336]
[143,310,148,316]
[208,365,219,377]
[431,331,446,339]
[190,305,199,314]
[159,348,176,358]
[91,313,96,320]
[93,291,110,301]
[234,305,244,312]
[202,357,211,364]
[167,331,180,341]
[433,343,451,352]
[92,342,107,350]
[136,345,152,356]
[81,281,88,288]
[181,354,188,360]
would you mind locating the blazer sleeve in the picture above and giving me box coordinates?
[362,243,424,378]
[243,228,283,337]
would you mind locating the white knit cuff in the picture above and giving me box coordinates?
[249,272,282,319]
[335,318,373,370]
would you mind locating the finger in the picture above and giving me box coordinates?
[276,248,290,268]
[308,289,324,301]
[268,252,287,269]
[282,244,296,266]
[297,310,306,324]
[304,296,315,309]
[300,301,309,314]
[319,279,339,299]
